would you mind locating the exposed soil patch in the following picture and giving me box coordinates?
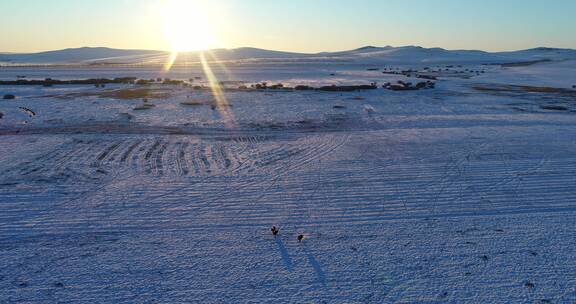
[473,84,576,96]
[539,104,569,111]
[500,59,551,67]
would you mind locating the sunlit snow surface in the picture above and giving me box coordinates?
[0,61,575,303]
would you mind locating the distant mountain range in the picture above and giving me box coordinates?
[1,46,575,66]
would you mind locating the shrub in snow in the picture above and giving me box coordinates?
[251,82,270,90]
[135,79,153,86]
[163,79,185,85]
[269,83,284,89]
[540,104,568,111]
[318,84,377,92]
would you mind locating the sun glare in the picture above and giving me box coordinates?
[156,0,235,128]
[160,0,218,52]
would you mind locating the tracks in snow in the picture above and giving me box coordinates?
[1,127,576,235]
[0,132,348,187]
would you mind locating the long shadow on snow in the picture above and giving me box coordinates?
[275,237,294,271]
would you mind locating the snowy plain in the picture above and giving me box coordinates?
[0,52,575,303]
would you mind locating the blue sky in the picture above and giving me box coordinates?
[1,0,575,53]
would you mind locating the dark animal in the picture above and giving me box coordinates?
[3,94,16,100]
[298,234,304,242]
[271,226,279,236]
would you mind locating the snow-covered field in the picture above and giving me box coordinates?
[0,59,575,303]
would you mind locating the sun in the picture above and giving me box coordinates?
[160,0,219,52]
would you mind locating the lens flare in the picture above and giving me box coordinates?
[200,52,236,129]
[157,0,235,128]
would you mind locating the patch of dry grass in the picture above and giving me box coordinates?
[44,88,173,100]
[99,88,172,99]
[180,101,210,106]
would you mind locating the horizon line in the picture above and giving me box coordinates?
[2,44,574,55]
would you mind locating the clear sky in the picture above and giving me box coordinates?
[1,0,575,53]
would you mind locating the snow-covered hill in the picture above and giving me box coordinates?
[1,45,575,65]
[496,47,576,61]
[327,46,505,63]
[0,47,167,64]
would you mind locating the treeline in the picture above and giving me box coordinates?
[244,82,378,92]
[0,77,138,86]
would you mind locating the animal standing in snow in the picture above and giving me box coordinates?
[271,226,279,236]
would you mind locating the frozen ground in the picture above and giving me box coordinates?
[0,60,575,303]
